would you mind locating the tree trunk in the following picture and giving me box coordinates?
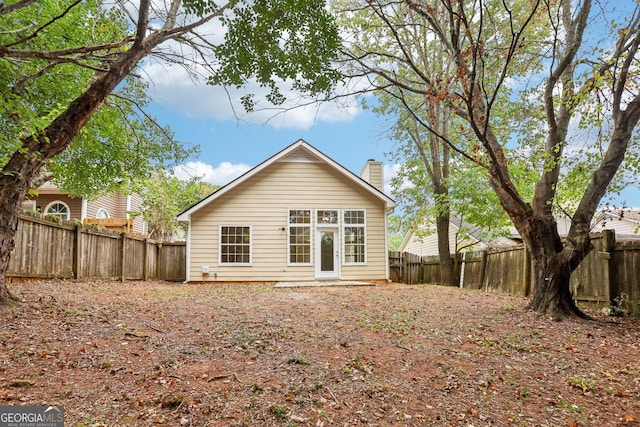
[435,212,456,285]
[527,255,588,320]
[0,166,40,304]
[518,216,591,319]
[0,42,149,304]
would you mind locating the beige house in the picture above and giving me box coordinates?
[177,139,396,283]
[398,216,520,257]
[398,218,488,257]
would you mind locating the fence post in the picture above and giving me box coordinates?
[402,252,408,284]
[600,229,616,305]
[143,238,149,281]
[479,250,487,289]
[459,252,466,288]
[120,233,127,282]
[156,242,162,281]
[74,224,83,280]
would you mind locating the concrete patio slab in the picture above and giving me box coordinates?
[273,281,376,288]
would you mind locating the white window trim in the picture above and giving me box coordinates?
[44,201,71,221]
[218,224,252,266]
[342,209,367,265]
[315,208,340,226]
[287,209,313,266]
[96,208,110,219]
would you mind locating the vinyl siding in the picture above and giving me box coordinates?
[86,192,146,234]
[29,195,83,219]
[86,195,118,218]
[400,224,485,257]
[360,160,384,192]
[127,193,147,234]
[188,160,389,282]
[592,215,640,236]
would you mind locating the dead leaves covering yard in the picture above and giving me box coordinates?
[1,280,639,427]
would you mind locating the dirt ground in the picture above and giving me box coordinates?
[1,280,639,427]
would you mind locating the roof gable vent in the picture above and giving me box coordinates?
[280,147,320,163]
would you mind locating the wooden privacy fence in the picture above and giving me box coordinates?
[390,230,640,315]
[8,213,186,282]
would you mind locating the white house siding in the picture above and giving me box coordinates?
[401,230,441,257]
[400,223,484,257]
[187,160,389,282]
[592,214,640,237]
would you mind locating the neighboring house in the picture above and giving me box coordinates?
[397,216,495,257]
[592,209,640,238]
[177,139,396,283]
[23,182,148,235]
[400,209,640,258]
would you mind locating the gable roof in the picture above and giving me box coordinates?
[177,139,395,222]
[397,217,486,255]
[592,209,640,237]
[594,209,640,225]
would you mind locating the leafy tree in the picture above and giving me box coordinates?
[387,108,459,284]
[380,93,513,284]
[0,0,341,303]
[135,172,218,242]
[48,77,197,197]
[334,0,640,318]
[390,145,514,254]
[387,214,409,251]
[358,1,519,285]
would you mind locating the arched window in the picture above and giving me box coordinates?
[96,208,110,219]
[45,201,70,220]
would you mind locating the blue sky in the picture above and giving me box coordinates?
[143,62,639,211]
[143,57,399,191]
[147,99,398,191]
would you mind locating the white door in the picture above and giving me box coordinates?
[315,227,339,279]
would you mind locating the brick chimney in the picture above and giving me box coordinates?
[360,159,384,192]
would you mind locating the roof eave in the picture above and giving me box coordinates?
[176,139,396,218]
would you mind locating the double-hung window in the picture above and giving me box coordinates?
[219,225,252,265]
[343,210,366,264]
[288,209,311,264]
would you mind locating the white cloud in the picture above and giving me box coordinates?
[173,161,251,186]
[142,59,368,130]
[383,163,402,195]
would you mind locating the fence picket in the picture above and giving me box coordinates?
[8,213,185,282]
[389,231,640,315]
